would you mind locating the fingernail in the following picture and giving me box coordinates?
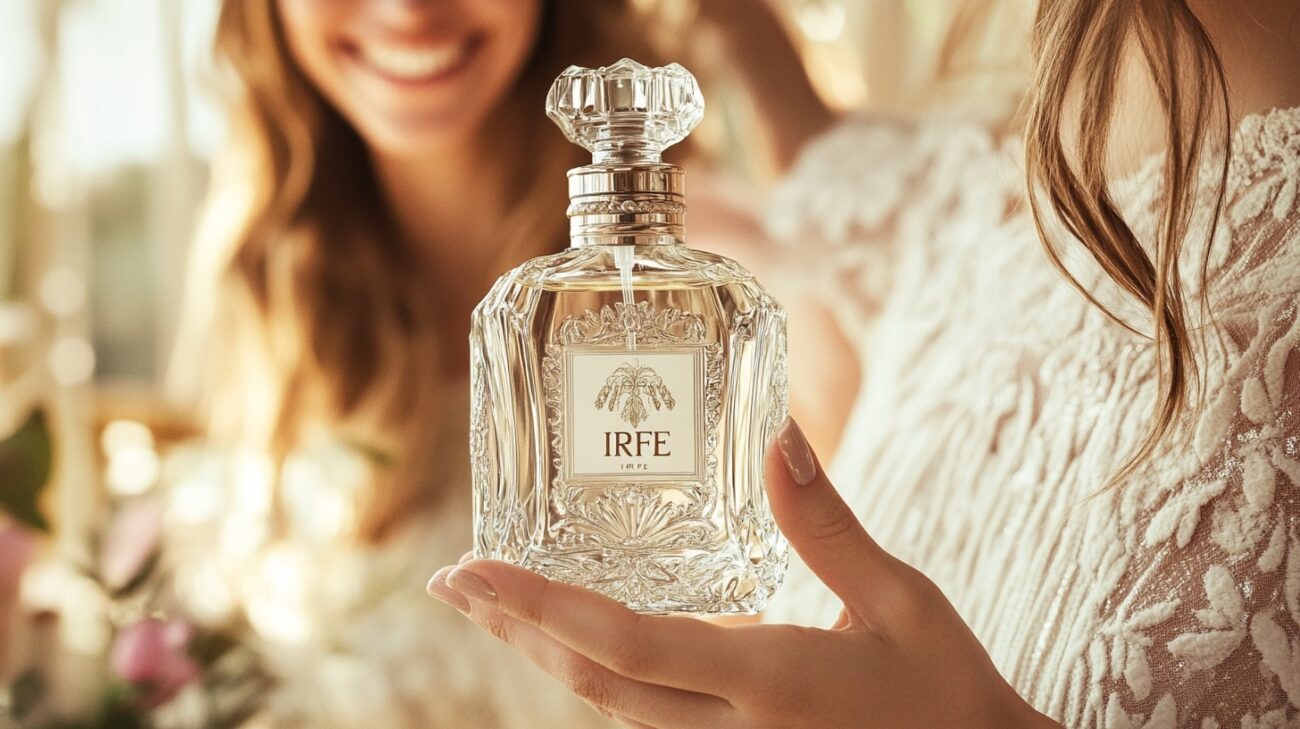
[446,567,498,604]
[777,416,817,486]
[427,566,470,613]
[458,551,474,564]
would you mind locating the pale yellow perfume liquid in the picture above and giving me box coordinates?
[471,244,790,613]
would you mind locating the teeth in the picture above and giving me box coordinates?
[362,42,464,79]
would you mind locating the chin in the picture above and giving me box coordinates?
[357,110,487,157]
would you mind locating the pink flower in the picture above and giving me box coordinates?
[109,618,201,708]
[0,522,37,593]
[0,523,37,669]
[100,497,164,591]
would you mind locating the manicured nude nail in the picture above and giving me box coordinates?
[446,567,498,604]
[777,416,817,486]
[427,566,470,612]
[458,551,474,564]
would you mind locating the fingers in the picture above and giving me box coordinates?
[441,560,747,696]
[459,602,737,729]
[766,417,901,621]
[427,565,469,612]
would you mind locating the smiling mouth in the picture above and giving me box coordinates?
[349,36,481,85]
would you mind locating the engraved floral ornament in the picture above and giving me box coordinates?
[595,362,676,427]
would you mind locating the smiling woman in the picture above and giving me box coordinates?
[163,1,695,727]
[183,0,675,542]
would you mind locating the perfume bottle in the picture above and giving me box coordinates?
[470,59,788,614]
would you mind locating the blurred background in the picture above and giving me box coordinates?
[2,0,221,546]
[0,1,1030,726]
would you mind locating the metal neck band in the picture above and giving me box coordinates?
[566,164,685,247]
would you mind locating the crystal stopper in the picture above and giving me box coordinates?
[546,58,704,165]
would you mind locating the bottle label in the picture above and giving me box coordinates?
[563,347,705,482]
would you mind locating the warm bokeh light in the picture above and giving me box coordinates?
[231,449,274,517]
[796,1,847,42]
[281,447,363,540]
[166,470,225,525]
[47,335,95,385]
[245,543,313,645]
[173,561,236,625]
[102,420,162,494]
[106,445,161,495]
[217,513,269,561]
[0,303,36,346]
[100,418,154,456]
[23,561,111,654]
[38,267,87,318]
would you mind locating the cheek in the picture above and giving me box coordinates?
[478,0,543,74]
[275,0,346,93]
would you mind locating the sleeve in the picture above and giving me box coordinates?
[1083,291,1300,729]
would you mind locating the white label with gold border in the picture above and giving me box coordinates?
[563,347,704,482]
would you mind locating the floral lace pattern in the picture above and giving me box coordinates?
[763,107,1300,728]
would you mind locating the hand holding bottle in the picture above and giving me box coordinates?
[428,418,1060,729]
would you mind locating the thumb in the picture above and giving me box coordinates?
[765,417,898,615]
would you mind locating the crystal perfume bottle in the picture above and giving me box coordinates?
[470,59,788,614]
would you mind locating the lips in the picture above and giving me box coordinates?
[349,36,480,84]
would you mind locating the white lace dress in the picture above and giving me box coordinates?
[763,107,1300,728]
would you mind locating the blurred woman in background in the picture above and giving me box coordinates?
[167,1,829,727]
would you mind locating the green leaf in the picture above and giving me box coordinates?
[187,628,240,666]
[106,550,160,600]
[94,697,147,729]
[9,668,45,721]
[0,409,53,532]
[341,436,396,468]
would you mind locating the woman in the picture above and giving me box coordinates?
[427,0,1300,726]
[167,0,826,726]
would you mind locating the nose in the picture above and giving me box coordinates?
[364,0,463,35]
[376,0,444,13]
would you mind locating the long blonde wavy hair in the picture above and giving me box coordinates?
[928,0,1230,486]
[1024,0,1230,486]
[180,1,672,541]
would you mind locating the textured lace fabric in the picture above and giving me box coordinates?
[762,108,1300,728]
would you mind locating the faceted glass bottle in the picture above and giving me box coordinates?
[470,60,788,614]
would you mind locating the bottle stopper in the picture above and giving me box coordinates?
[546,58,704,165]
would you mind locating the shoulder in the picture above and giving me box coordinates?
[1197,106,1300,311]
[764,114,1021,245]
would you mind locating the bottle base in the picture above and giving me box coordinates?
[477,546,787,615]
